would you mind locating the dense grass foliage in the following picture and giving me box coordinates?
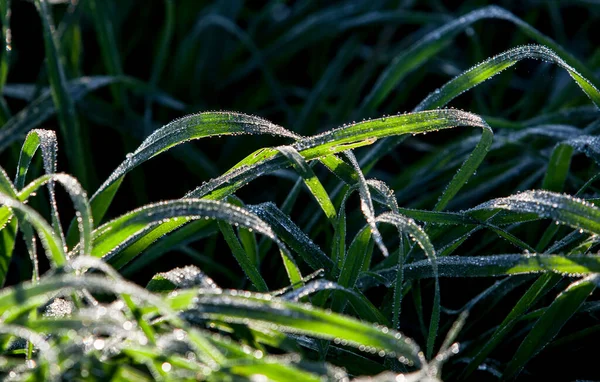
[1,0,600,380]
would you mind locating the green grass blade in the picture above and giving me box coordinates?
[276,146,337,223]
[89,198,301,287]
[415,45,600,112]
[344,151,388,257]
[33,0,88,187]
[248,202,336,276]
[471,190,600,234]
[361,6,600,114]
[217,220,268,292]
[502,275,597,379]
[190,290,423,368]
[0,192,66,266]
[87,112,299,231]
[403,254,600,279]
[91,109,491,261]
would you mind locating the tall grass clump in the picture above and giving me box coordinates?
[0,1,599,380]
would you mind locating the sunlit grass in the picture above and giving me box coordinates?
[0,1,599,380]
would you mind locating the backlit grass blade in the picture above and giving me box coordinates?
[344,151,388,257]
[192,109,491,201]
[217,220,268,292]
[415,45,600,112]
[33,0,88,187]
[87,111,299,230]
[376,212,439,359]
[471,190,600,234]
[14,130,65,249]
[89,198,302,287]
[248,202,336,276]
[502,275,598,379]
[0,192,66,266]
[101,109,491,266]
[402,254,600,279]
[361,6,599,114]
[188,290,424,368]
[276,146,337,223]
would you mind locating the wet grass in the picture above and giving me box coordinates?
[0,1,599,380]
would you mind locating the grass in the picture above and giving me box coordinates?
[0,0,599,380]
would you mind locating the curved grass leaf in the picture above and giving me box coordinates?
[86,111,299,231]
[0,192,66,266]
[361,6,599,114]
[470,190,600,234]
[276,145,336,223]
[402,254,600,279]
[188,290,424,368]
[415,45,600,112]
[89,198,302,287]
[97,109,491,265]
[502,275,598,379]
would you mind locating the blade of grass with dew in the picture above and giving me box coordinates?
[93,109,493,263]
[502,275,598,379]
[84,111,300,236]
[0,192,66,267]
[414,45,600,112]
[88,198,302,287]
[276,145,337,224]
[248,202,336,276]
[360,6,600,115]
[344,151,388,257]
[376,212,439,359]
[470,190,600,234]
[217,220,268,292]
[401,254,600,279]
[33,0,88,187]
[14,130,65,249]
[187,290,424,367]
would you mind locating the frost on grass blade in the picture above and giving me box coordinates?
[0,192,66,266]
[87,111,300,229]
[376,212,440,359]
[90,198,302,287]
[361,5,598,113]
[470,190,600,235]
[187,290,424,367]
[415,45,600,112]
[402,254,600,279]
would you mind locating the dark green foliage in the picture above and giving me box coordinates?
[0,1,599,381]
